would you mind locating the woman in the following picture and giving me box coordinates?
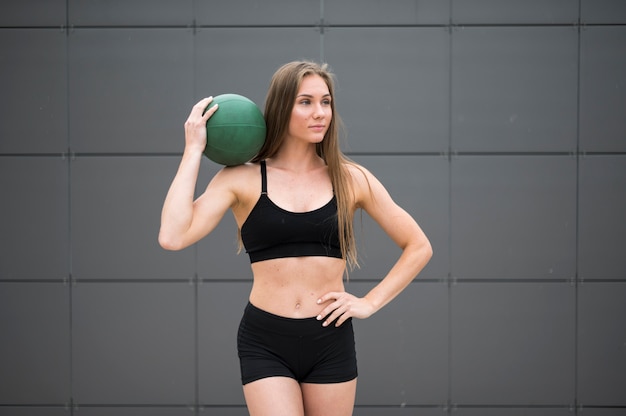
[159,61,432,416]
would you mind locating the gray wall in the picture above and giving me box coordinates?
[1,0,625,415]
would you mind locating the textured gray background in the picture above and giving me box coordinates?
[1,0,625,415]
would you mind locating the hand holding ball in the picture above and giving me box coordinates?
[203,94,266,166]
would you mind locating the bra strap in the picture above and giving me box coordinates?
[260,160,268,194]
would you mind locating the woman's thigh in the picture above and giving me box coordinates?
[243,376,304,416]
[301,379,357,416]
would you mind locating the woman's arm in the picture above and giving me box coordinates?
[316,163,433,326]
[158,97,235,251]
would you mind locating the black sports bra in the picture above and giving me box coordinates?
[240,161,342,263]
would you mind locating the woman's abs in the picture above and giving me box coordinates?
[249,256,346,318]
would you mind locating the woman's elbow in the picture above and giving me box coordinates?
[424,240,434,262]
[401,235,433,265]
[416,235,433,263]
[158,232,185,251]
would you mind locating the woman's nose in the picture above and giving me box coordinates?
[313,103,325,118]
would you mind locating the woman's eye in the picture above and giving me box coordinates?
[300,99,311,105]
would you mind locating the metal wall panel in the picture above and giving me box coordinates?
[453,409,573,416]
[71,157,195,280]
[451,282,575,405]
[350,155,449,280]
[578,155,626,280]
[195,27,321,109]
[198,282,251,405]
[0,29,67,154]
[68,28,194,154]
[0,409,70,416]
[581,0,626,23]
[578,282,626,406]
[325,0,450,25]
[353,282,449,406]
[579,26,626,152]
[573,410,626,416]
[451,27,578,153]
[72,282,195,405]
[354,408,447,416]
[196,409,248,416]
[0,0,66,27]
[72,408,196,416]
[452,0,578,24]
[196,0,319,26]
[68,0,193,26]
[0,157,69,280]
[0,283,70,405]
[325,27,450,153]
[451,155,576,280]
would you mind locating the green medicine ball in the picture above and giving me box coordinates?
[204,94,266,166]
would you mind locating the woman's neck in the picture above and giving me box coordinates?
[269,145,325,173]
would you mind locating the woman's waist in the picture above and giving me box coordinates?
[249,258,345,318]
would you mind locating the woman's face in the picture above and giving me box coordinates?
[287,74,332,145]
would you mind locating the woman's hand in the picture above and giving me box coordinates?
[184,96,219,153]
[316,292,376,327]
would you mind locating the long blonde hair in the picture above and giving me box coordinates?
[250,61,359,270]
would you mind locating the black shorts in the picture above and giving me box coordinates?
[237,302,358,385]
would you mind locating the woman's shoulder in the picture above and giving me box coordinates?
[208,162,262,210]
[215,161,260,179]
[341,160,388,206]
[342,160,373,185]
[208,161,261,192]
